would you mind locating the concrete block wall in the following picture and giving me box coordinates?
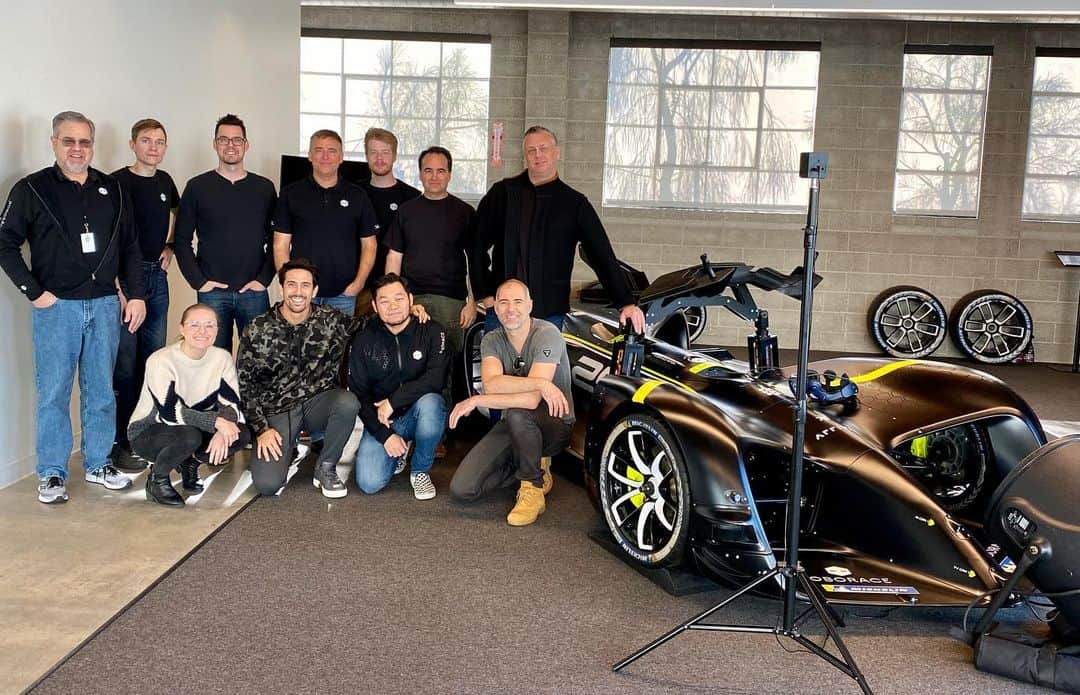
[303,5,1080,364]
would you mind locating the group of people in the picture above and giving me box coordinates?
[0,110,644,526]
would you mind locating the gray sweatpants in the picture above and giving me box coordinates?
[250,388,359,496]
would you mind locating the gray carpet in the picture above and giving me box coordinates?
[34,455,1045,694]
[35,358,1074,695]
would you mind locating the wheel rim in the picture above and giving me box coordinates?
[957,296,1032,362]
[601,422,681,557]
[682,306,706,343]
[872,291,946,358]
[896,424,987,511]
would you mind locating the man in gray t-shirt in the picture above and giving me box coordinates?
[448,279,573,526]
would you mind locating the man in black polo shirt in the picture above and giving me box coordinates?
[175,113,276,350]
[0,111,143,504]
[272,129,377,316]
[111,117,180,466]
[360,128,419,312]
[386,146,479,375]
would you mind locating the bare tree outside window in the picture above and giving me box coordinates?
[300,35,491,197]
[893,51,991,217]
[1023,54,1080,222]
[604,45,819,212]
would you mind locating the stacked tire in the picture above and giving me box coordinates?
[868,286,1033,364]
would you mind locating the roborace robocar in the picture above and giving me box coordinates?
[463,256,1049,607]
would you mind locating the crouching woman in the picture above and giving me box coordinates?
[128,303,250,506]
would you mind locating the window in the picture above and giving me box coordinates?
[1023,49,1080,222]
[300,31,491,197]
[893,47,992,217]
[603,40,820,213]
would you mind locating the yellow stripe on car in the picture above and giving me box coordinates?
[632,380,665,403]
[827,359,921,386]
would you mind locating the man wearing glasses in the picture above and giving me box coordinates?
[0,111,145,504]
[174,114,277,350]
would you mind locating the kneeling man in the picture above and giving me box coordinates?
[349,273,449,499]
[237,259,360,498]
[448,279,573,526]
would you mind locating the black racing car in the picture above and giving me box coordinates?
[463,257,1048,607]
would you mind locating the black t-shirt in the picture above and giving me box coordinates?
[385,194,475,300]
[174,170,277,291]
[275,176,377,297]
[361,179,420,287]
[111,168,179,262]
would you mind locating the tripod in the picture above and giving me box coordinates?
[612,153,872,694]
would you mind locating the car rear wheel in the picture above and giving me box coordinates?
[949,290,1034,364]
[681,306,707,343]
[867,285,948,358]
[598,413,690,567]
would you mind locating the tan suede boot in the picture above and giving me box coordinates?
[507,481,546,526]
[540,456,553,495]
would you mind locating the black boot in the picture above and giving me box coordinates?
[179,458,204,493]
[146,472,184,507]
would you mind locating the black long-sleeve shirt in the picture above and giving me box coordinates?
[0,164,143,301]
[347,317,449,444]
[474,170,634,318]
[174,170,276,291]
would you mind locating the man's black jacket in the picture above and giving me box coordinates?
[0,165,144,301]
[348,317,449,444]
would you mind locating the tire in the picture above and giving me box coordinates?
[598,413,690,568]
[896,423,988,512]
[681,306,707,343]
[867,285,948,359]
[949,290,1034,364]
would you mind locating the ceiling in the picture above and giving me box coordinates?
[302,0,1080,23]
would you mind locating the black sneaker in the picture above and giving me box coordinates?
[312,461,347,499]
[37,476,68,504]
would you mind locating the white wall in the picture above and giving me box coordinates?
[0,0,300,488]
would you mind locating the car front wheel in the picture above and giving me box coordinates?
[598,413,690,568]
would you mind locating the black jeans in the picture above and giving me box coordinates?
[449,405,571,502]
[250,389,359,496]
[131,423,251,475]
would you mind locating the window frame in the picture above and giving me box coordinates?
[602,38,822,214]
[892,44,993,219]
[1021,47,1080,224]
[300,29,492,197]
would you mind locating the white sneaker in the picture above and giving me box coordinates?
[410,472,436,500]
[85,464,132,490]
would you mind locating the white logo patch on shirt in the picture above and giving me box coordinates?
[340,199,349,208]
[98,187,109,195]
[160,193,168,202]
[389,203,399,211]
[412,350,423,360]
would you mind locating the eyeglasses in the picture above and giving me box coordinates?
[215,136,247,146]
[58,137,94,149]
[185,322,218,331]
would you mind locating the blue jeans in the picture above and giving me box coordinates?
[355,393,447,494]
[483,311,565,332]
[32,296,121,479]
[115,262,170,445]
[312,294,357,316]
[197,288,269,350]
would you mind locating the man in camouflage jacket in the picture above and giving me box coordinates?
[237,258,361,498]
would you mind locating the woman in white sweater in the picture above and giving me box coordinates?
[128,303,250,506]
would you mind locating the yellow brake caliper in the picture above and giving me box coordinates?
[911,435,929,458]
[627,466,645,508]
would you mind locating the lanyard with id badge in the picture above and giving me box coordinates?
[80,216,96,254]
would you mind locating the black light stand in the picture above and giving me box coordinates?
[612,153,872,694]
